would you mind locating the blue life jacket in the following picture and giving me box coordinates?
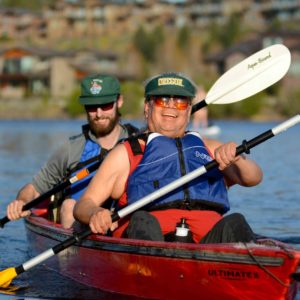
[126,132,230,214]
[68,123,139,201]
[69,138,103,200]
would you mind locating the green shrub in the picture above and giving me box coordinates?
[65,87,84,118]
[280,88,300,117]
[121,81,144,118]
[176,25,191,50]
[209,91,266,119]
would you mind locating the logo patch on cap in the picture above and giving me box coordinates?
[158,77,184,87]
[90,79,103,95]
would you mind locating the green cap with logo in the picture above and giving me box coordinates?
[145,72,196,98]
[79,74,120,105]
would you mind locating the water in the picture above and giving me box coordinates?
[0,118,299,299]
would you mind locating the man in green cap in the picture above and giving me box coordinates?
[6,74,139,229]
[74,72,263,244]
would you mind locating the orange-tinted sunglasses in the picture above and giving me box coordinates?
[150,96,191,110]
[85,102,115,112]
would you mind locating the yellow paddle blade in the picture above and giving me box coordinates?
[0,268,17,288]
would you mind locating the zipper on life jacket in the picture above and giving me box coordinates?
[175,138,191,209]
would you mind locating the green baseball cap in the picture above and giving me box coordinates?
[79,74,120,105]
[145,72,196,98]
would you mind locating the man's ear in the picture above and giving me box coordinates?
[144,100,149,119]
[117,95,124,108]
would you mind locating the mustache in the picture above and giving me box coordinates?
[93,116,111,121]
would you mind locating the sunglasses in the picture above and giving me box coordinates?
[150,96,191,110]
[85,102,115,112]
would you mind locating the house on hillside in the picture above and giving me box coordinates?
[0,7,46,41]
[0,46,132,99]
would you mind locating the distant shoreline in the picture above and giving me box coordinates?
[0,98,285,122]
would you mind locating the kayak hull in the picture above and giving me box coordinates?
[25,212,300,300]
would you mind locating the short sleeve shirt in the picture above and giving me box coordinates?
[32,125,129,194]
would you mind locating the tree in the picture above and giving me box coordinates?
[202,13,244,54]
[1,0,55,11]
[176,25,191,50]
[132,25,165,64]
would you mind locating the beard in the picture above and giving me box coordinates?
[87,107,120,138]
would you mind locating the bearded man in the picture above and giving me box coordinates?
[6,74,139,228]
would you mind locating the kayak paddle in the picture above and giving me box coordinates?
[0,44,291,228]
[192,44,291,113]
[0,114,299,288]
[0,161,102,228]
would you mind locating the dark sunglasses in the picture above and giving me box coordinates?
[150,96,191,110]
[85,102,115,112]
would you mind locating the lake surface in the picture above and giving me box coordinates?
[0,118,299,299]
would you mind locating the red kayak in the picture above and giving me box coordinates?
[25,209,300,300]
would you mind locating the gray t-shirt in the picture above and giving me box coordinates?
[32,125,130,194]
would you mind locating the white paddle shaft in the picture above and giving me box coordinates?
[118,165,207,219]
[23,249,55,271]
[272,115,300,136]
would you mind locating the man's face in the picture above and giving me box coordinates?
[86,96,123,138]
[144,95,192,138]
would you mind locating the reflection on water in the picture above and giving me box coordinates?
[220,120,300,240]
[0,265,139,300]
[0,119,299,299]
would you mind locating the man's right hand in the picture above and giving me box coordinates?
[89,207,118,235]
[7,183,40,221]
[7,200,31,220]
